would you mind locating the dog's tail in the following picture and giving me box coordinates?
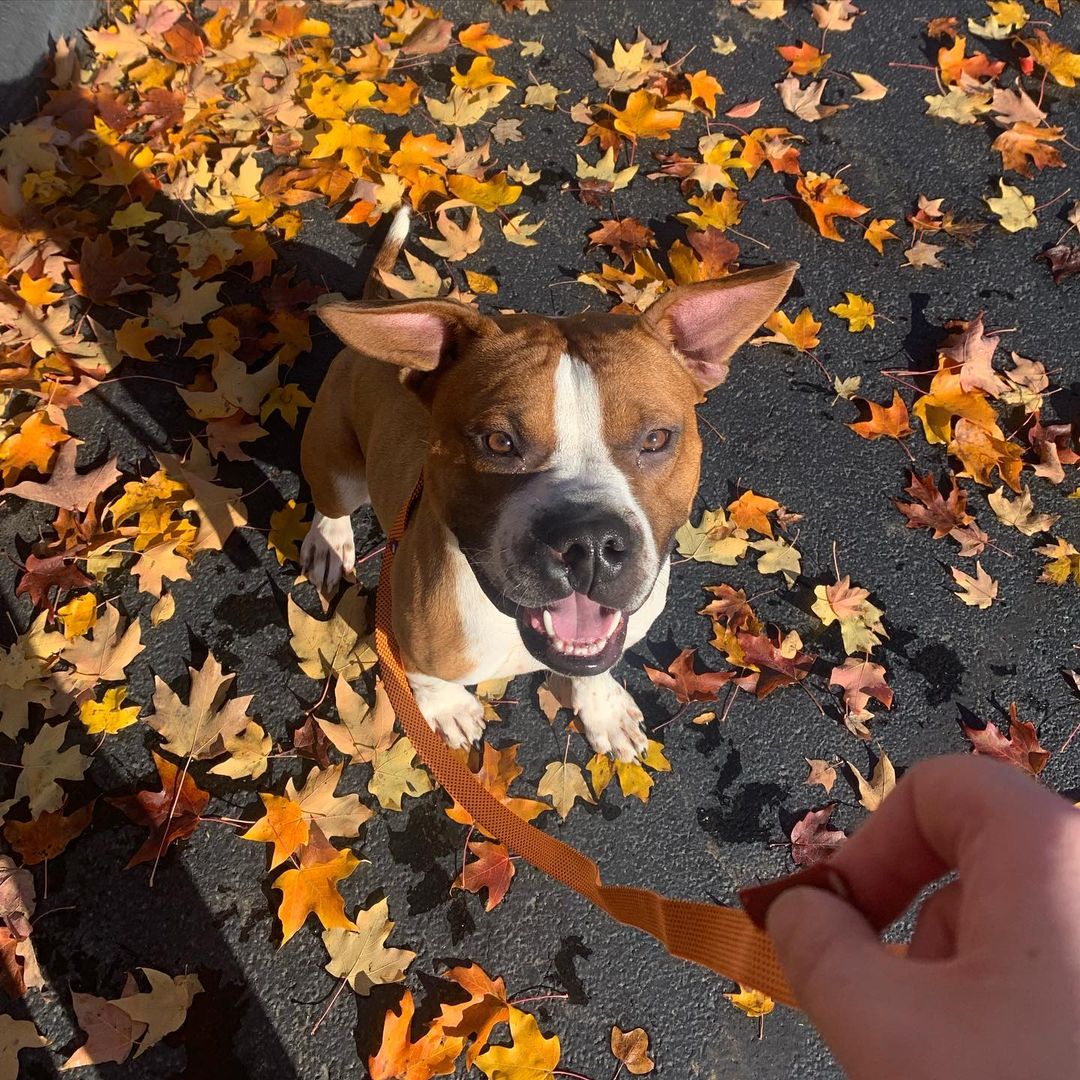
[362,204,411,300]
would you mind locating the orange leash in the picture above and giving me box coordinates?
[373,477,800,1008]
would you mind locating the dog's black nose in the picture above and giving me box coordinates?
[535,511,636,595]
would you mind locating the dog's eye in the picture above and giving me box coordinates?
[641,429,672,453]
[485,431,516,455]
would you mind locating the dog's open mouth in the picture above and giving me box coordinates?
[517,592,627,674]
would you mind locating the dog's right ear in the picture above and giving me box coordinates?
[316,298,489,374]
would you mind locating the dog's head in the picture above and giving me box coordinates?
[320,262,797,676]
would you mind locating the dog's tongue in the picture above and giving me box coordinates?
[548,592,613,642]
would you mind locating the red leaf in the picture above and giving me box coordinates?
[454,840,516,911]
[790,805,847,867]
[107,753,210,868]
[643,647,734,703]
[960,703,1049,777]
[16,552,92,611]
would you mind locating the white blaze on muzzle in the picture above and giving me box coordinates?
[489,353,660,616]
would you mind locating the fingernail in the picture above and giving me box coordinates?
[739,863,855,930]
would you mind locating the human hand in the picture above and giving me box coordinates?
[765,753,1080,1080]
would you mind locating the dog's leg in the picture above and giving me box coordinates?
[407,671,486,749]
[556,672,648,763]
[300,364,369,594]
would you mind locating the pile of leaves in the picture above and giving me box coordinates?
[0,0,1077,1074]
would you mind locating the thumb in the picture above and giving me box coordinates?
[766,885,902,1039]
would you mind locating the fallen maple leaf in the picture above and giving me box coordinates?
[674,508,749,564]
[829,292,875,331]
[108,752,209,868]
[803,758,837,793]
[750,307,821,352]
[323,897,416,994]
[847,750,896,811]
[961,703,1049,776]
[951,562,998,609]
[795,171,869,242]
[273,835,361,945]
[895,471,973,538]
[369,990,465,1080]
[1036,537,1080,586]
[847,391,911,442]
[728,491,780,537]
[789,805,846,867]
[643,648,734,703]
[474,1007,560,1080]
[724,984,776,1018]
[455,839,517,912]
[111,968,202,1059]
[4,440,120,511]
[536,761,595,820]
[988,485,1058,536]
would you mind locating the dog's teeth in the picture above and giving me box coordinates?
[542,609,555,638]
[611,611,623,633]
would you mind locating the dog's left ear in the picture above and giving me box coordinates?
[641,261,799,390]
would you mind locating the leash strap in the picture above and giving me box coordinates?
[373,476,799,1008]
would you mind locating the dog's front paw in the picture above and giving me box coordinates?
[568,674,648,763]
[301,511,355,595]
[409,676,486,750]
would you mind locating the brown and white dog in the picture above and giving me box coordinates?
[301,208,796,761]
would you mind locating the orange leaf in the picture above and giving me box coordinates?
[242,793,309,869]
[273,841,359,944]
[777,42,829,76]
[643,647,733,703]
[369,990,465,1080]
[0,412,69,483]
[847,391,912,440]
[458,22,511,53]
[795,171,870,241]
[961,702,1049,776]
[728,491,781,536]
[687,69,724,115]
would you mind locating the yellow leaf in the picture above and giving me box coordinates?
[110,203,161,229]
[725,984,776,1018]
[451,55,515,90]
[58,593,97,640]
[985,178,1037,232]
[676,190,743,229]
[309,121,389,175]
[475,1007,560,1079]
[16,272,63,306]
[828,292,876,331]
[446,172,522,211]
[465,270,498,294]
[80,686,141,735]
[674,508,750,564]
[847,750,897,811]
[603,89,684,141]
[863,217,900,254]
